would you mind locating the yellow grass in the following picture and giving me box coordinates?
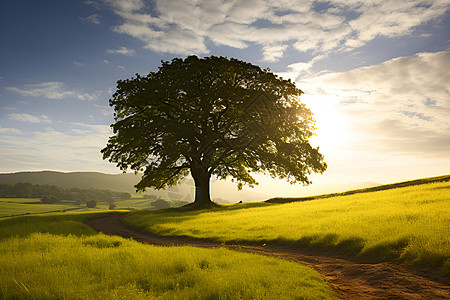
[123,181,450,274]
[0,214,336,299]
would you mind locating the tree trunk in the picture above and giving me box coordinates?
[190,162,214,209]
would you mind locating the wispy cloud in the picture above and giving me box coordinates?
[8,113,52,124]
[0,124,116,173]
[84,0,101,11]
[277,55,325,82]
[6,82,97,101]
[73,61,85,66]
[0,127,23,135]
[107,46,136,56]
[94,104,112,116]
[79,13,100,24]
[103,0,448,60]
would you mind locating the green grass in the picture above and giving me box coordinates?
[0,198,42,203]
[0,213,102,240]
[122,181,450,275]
[0,213,336,299]
[0,201,83,218]
[0,199,132,218]
[0,197,180,218]
[267,174,450,203]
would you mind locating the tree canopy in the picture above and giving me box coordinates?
[102,55,327,209]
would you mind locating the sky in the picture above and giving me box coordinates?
[0,0,449,198]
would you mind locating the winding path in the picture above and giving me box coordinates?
[86,213,450,299]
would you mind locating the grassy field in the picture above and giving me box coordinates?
[0,199,83,218]
[0,213,336,299]
[0,197,173,218]
[122,180,450,275]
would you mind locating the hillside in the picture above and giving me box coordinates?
[0,171,140,193]
[123,179,450,276]
[266,174,450,204]
[0,171,268,203]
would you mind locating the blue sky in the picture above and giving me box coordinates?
[1,0,449,197]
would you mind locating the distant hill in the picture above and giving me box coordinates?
[0,171,141,193]
[0,171,268,203]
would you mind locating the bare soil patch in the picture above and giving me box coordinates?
[86,213,450,299]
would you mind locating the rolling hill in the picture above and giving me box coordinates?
[0,171,268,203]
[0,171,140,192]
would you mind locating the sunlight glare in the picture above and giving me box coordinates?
[302,94,351,151]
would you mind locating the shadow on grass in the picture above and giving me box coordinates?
[359,237,411,263]
[135,201,275,219]
[0,211,116,240]
[262,235,366,258]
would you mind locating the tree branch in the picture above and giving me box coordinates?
[154,167,185,190]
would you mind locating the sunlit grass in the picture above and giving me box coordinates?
[0,213,336,299]
[0,201,82,218]
[0,197,172,218]
[123,181,450,274]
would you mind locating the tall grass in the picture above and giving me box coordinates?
[0,213,107,239]
[0,213,336,299]
[123,181,450,274]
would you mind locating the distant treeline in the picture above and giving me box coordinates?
[0,182,131,204]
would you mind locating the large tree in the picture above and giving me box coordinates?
[102,56,327,209]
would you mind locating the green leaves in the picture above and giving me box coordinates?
[102,55,326,193]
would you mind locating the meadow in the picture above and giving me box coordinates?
[122,180,450,275]
[0,213,336,299]
[0,198,82,218]
[0,197,169,218]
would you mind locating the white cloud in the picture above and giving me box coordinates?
[107,46,136,56]
[298,50,450,157]
[345,0,449,48]
[112,19,209,55]
[8,113,52,124]
[227,0,268,24]
[0,127,23,135]
[262,44,288,62]
[105,0,144,13]
[103,0,448,60]
[276,55,325,82]
[0,124,116,173]
[84,0,101,10]
[208,22,251,48]
[6,82,97,101]
[73,61,85,66]
[79,13,100,24]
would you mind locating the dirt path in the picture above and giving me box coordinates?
[86,213,450,299]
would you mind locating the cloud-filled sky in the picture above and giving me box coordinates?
[1,0,449,197]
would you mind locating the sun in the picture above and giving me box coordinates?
[301,94,351,152]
